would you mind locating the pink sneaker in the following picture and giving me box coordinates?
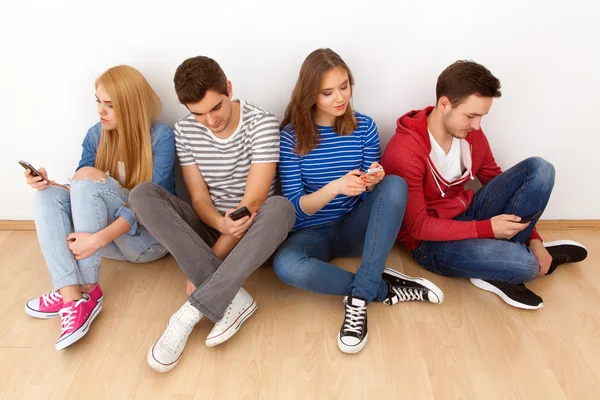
[86,283,104,303]
[25,284,104,319]
[25,291,64,319]
[55,294,102,351]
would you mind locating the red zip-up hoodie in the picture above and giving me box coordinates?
[381,106,542,251]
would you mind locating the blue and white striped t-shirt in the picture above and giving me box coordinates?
[279,112,381,231]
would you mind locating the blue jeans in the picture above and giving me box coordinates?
[273,175,408,303]
[412,157,555,284]
[34,176,167,291]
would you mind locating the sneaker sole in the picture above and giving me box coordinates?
[383,268,445,304]
[469,279,543,310]
[55,302,103,351]
[25,295,104,320]
[147,342,181,373]
[205,300,258,347]
[25,304,60,319]
[338,332,369,354]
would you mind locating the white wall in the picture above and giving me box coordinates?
[1,0,598,220]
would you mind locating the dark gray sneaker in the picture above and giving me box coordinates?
[470,279,543,310]
[543,240,588,274]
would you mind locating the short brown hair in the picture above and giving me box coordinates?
[174,56,228,105]
[281,48,356,156]
[436,60,501,106]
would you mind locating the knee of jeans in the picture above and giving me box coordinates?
[264,196,296,232]
[129,182,160,212]
[69,178,114,204]
[132,244,168,263]
[72,167,108,182]
[34,186,70,214]
[273,248,308,287]
[524,157,555,187]
[380,175,408,204]
[510,256,540,284]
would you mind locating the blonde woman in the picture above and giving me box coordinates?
[23,65,175,351]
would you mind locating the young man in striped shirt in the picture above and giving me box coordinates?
[130,56,295,372]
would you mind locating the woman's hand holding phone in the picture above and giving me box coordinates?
[24,167,54,190]
[333,169,367,197]
[360,162,385,189]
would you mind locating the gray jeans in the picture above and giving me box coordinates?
[129,182,295,322]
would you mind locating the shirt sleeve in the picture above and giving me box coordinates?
[360,116,382,172]
[250,113,280,164]
[279,129,310,221]
[151,125,176,194]
[76,126,100,171]
[174,122,196,166]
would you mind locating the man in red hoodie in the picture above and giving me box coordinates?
[382,60,588,310]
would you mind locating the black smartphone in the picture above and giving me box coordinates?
[519,210,542,224]
[19,160,52,184]
[229,206,252,221]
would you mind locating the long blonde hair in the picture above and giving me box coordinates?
[94,65,161,189]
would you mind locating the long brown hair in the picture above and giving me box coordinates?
[281,48,356,156]
[94,65,161,189]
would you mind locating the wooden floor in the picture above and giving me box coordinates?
[0,229,598,400]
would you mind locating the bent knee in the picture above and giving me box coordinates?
[273,249,306,286]
[129,182,160,207]
[381,175,408,203]
[72,167,107,182]
[524,157,555,184]
[34,185,70,213]
[506,256,540,284]
[263,196,296,231]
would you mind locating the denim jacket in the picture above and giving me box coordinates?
[76,121,176,235]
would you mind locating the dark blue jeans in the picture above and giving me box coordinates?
[412,157,555,284]
[273,175,408,303]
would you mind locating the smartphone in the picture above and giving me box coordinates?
[18,160,52,184]
[229,206,252,221]
[362,167,383,176]
[518,210,542,224]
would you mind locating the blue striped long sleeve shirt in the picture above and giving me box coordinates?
[279,112,381,231]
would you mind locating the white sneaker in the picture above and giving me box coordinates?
[205,288,258,347]
[147,302,202,373]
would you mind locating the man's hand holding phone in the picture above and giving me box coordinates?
[491,214,529,239]
[222,206,255,238]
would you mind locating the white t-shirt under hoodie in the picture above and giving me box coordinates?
[428,130,464,182]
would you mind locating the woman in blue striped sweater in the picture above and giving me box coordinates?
[273,48,444,354]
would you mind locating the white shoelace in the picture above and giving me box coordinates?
[157,304,200,355]
[58,298,86,336]
[392,287,425,302]
[42,291,62,307]
[214,308,232,329]
[342,303,367,335]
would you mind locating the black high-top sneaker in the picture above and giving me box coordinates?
[382,268,444,305]
[338,296,368,354]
